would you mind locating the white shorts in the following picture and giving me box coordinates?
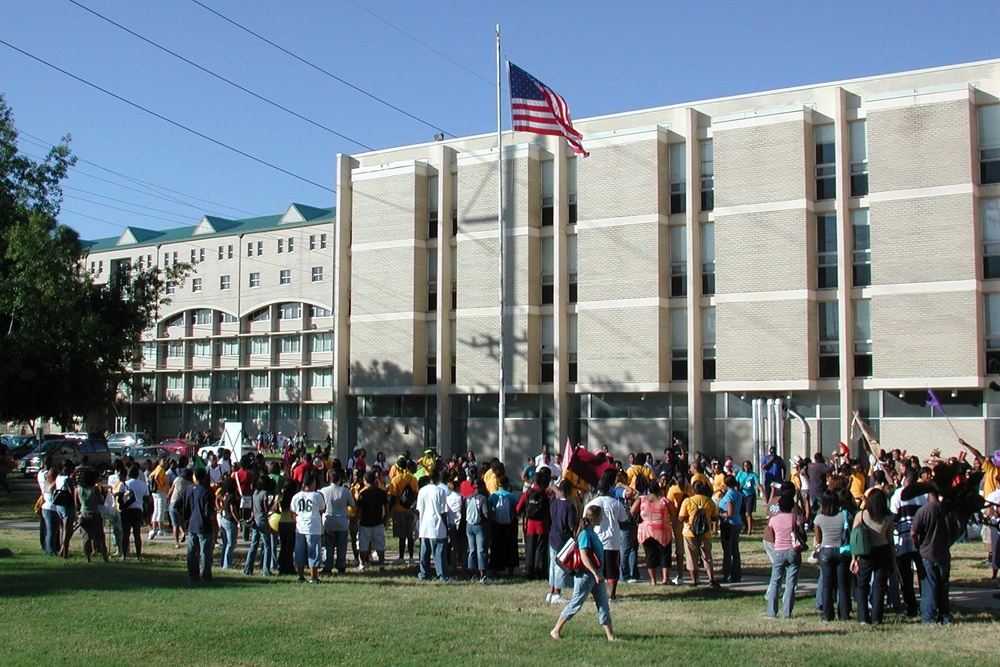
[359,525,386,552]
[152,492,168,523]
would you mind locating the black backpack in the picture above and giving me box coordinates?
[633,471,650,495]
[117,483,137,510]
[690,504,709,536]
[52,480,74,508]
[399,483,416,510]
[525,488,547,521]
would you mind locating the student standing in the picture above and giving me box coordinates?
[291,474,325,584]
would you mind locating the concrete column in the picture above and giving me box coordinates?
[553,138,570,449]
[332,153,355,462]
[833,88,855,445]
[684,108,704,451]
[436,145,455,455]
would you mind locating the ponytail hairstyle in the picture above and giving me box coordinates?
[576,504,603,538]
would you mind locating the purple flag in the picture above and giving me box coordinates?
[925,389,946,415]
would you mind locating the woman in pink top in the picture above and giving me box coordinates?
[765,494,805,618]
[631,480,675,585]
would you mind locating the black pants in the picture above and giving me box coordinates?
[856,543,892,624]
[278,522,297,574]
[897,550,926,617]
[819,547,852,621]
[524,531,549,580]
[120,508,144,557]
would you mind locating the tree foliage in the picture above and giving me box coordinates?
[0,94,187,426]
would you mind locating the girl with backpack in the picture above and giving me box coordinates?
[550,504,618,642]
[465,478,491,583]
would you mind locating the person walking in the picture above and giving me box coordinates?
[547,479,577,602]
[550,504,618,642]
[180,467,217,584]
[765,493,804,618]
[850,487,894,625]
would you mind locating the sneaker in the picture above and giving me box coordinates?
[147,531,155,541]
[545,593,554,603]
[309,578,320,584]
[670,576,680,585]
[356,563,366,572]
[624,578,639,584]
[481,576,492,584]
[551,595,570,604]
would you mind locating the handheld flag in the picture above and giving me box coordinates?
[565,441,615,486]
[509,62,588,156]
[925,389,945,415]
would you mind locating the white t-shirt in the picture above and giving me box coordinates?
[320,484,354,532]
[104,474,121,513]
[987,489,1000,512]
[534,455,562,480]
[123,478,149,511]
[584,494,629,551]
[208,464,223,485]
[416,483,448,539]
[37,470,54,510]
[443,486,463,527]
[291,490,325,535]
[218,459,232,476]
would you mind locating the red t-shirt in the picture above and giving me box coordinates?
[292,462,316,484]
[516,485,549,535]
[460,481,477,498]
[234,469,253,496]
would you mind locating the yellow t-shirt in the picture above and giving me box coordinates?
[849,472,866,499]
[690,473,711,490]
[626,465,654,491]
[483,469,499,494]
[151,466,169,494]
[679,494,718,538]
[983,460,998,497]
[712,473,726,496]
[387,471,417,513]
[666,484,687,518]
[561,469,589,497]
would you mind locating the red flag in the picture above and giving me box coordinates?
[567,442,615,487]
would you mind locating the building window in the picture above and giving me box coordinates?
[247,242,254,257]
[249,371,268,388]
[670,225,686,297]
[309,369,332,388]
[163,254,170,267]
[141,341,157,362]
[702,306,716,380]
[320,234,327,249]
[249,272,260,288]
[220,275,231,291]
[853,299,873,377]
[276,404,299,420]
[568,158,578,224]
[279,270,291,285]
[249,337,269,356]
[540,315,554,383]
[451,176,459,235]
[426,320,437,385]
[311,266,323,282]
[670,308,687,381]
[277,335,300,354]
[192,278,202,293]
[978,105,1000,185]
[541,237,554,305]
[427,248,438,312]
[309,235,316,250]
[192,340,211,358]
[247,404,269,421]
[815,124,836,201]
[165,280,176,295]
[167,341,183,359]
[987,293,1000,374]
[193,373,211,389]
[818,300,839,379]
[250,307,269,322]
[216,372,239,389]
[217,338,239,357]
[308,404,332,420]
[852,210,871,287]
[309,305,332,318]
[817,213,838,289]
[701,223,715,295]
[669,143,686,214]
[190,249,197,264]
[279,303,301,320]
[568,234,578,304]
[165,374,183,390]
[172,252,178,265]
[278,370,298,388]
[700,139,714,212]
[227,244,233,259]
[199,248,205,262]
[568,313,578,382]
[218,312,237,324]
[218,246,224,260]
[427,175,439,238]
[287,238,294,253]
[849,120,868,197]
[983,199,1000,280]
[277,239,284,254]
[309,332,333,353]
[257,241,263,256]
[193,309,212,325]
[541,161,554,226]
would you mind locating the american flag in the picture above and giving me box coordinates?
[509,62,588,157]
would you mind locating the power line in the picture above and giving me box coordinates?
[65,0,374,151]
[65,194,198,224]
[0,38,336,194]
[187,0,455,139]
[62,186,199,220]
[344,0,497,89]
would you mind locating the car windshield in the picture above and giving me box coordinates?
[36,441,66,454]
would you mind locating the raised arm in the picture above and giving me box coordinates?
[959,438,985,465]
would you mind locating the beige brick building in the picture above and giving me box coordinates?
[83,58,1000,464]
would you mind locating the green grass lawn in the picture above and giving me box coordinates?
[0,528,998,667]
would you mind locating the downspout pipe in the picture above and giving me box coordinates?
[787,407,811,460]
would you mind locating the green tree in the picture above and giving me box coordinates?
[0,93,187,427]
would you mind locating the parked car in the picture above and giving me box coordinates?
[108,432,152,454]
[123,446,173,463]
[19,438,112,475]
[157,438,196,457]
[1,434,39,461]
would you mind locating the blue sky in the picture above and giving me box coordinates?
[2,0,998,241]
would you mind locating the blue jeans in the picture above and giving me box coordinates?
[323,528,349,572]
[295,533,323,568]
[766,549,801,618]
[620,523,639,581]
[818,547,852,621]
[42,509,61,556]
[219,517,237,568]
[419,537,448,580]
[560,572,611,626]
[549,544,574,590]
[466,523,488,572]
[187,532,215,582]
[720,523,742,582]
[244,522,276,575]
[921,558,952,624]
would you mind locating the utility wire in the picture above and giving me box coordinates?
[187,0,454,139]
[62,185,200,220]
[0,38,337,194]
[66,0,374,151]
[344,0,497,89]
[65,194,198,224]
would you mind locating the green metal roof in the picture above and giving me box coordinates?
[82,204,335,252]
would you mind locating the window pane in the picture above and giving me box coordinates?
[670,225,686,263]
[987,293,1000,337]
[541,160,554,199]
[983,199,1000,243]
[817,215,837,253]
[819,301,839,341]
[670,308,687,347]
[852,210,870,249]
[669,144,686,183]
[979,105,1000,148]
[701,223,714,263]
[701,307,716,346]
[853,299,871,340]
[699,139,713,177]
[849,120,867,163]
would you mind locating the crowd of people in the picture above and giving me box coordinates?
[22,417,1000,639]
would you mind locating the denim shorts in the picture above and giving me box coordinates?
[294,532,323,568]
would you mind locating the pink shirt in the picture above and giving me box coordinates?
[769,511,803,552]
[637,495,673,545]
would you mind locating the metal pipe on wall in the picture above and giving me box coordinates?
[787,407,811,460]
[752,399,762,475]
[774,397,784,464]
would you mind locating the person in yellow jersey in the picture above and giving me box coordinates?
[416,449,436,480]
[148,456,170,541]
[677,480,720,588]
[626,453,654,493]
[689,462,711,491]
[483,460,504,494]
[710,460,726,498]
[387,456,418,564]
[848,461,867,505]
[959,438,1000,565]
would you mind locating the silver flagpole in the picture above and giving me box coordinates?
[495,24,505,464]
